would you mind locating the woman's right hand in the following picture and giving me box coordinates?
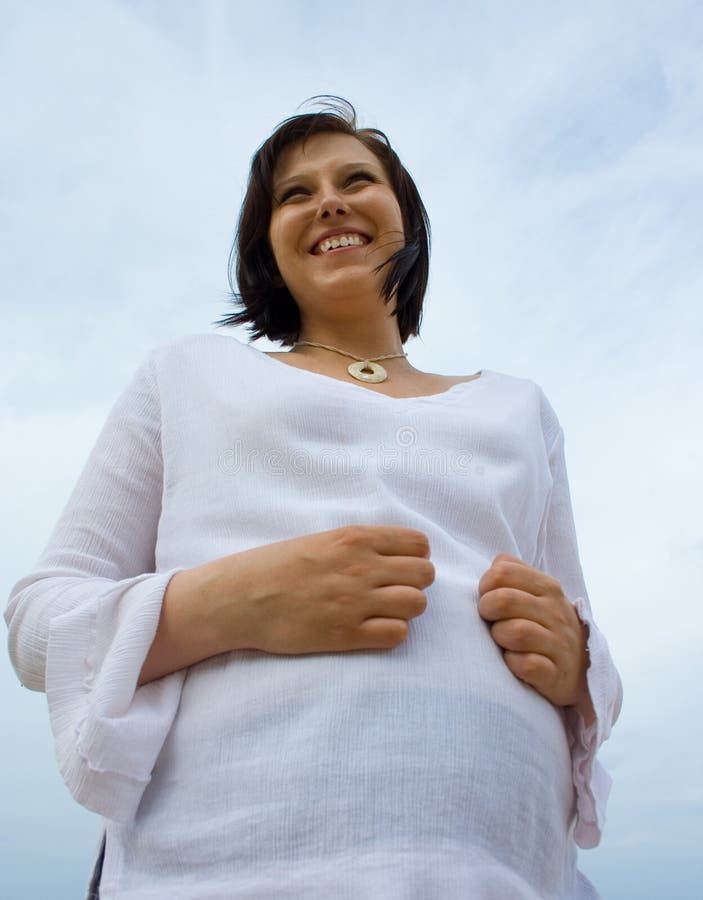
[230,525,434,654]
[139,526,434,683]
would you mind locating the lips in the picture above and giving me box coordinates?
[310,229,371,255]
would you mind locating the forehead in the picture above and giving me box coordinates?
[273,132,385,183]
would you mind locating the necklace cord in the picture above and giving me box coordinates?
[294,340,407,363]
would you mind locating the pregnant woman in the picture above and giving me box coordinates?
[6,98,622,899]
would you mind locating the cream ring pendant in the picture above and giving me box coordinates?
[347,360,388,383]
[293,340,406,383]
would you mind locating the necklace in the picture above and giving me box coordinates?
[294,340,407,384]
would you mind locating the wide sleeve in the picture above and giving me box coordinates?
[536,426,623,850]
[4,355,186,823]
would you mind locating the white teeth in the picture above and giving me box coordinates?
[317,233,366,254]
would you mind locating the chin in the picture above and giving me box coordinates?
[296,271,383,304]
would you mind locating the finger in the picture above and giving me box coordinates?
[493,553,529,567]
[376,555,435,589]
[489,618,554,655]
[366,584,428,620]
[375,527,431,559]
[502,650,556,692]
[338,525,431,559]
[356,616,410,649]
[478,588,556,629]
[478,558,558,598]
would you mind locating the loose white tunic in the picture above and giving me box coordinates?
[5,334,622,899]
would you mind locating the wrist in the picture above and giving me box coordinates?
[138,561,243,685]
[181,556,256,656]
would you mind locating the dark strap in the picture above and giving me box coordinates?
[86,832,106,899]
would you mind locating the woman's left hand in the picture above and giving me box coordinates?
[478,553,593,717]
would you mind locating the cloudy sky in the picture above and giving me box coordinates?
[2,1,702,897]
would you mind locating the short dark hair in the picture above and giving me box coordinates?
[218,97,431,346]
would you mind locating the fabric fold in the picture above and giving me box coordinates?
[5,356,187,821]
[535,410,623,848]
[567,599,623,848]
[45,571,185,820]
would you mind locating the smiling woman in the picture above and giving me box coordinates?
[221,96,430,353]
[5,97,622,899]
[267,132,406,348]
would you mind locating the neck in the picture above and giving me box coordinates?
[295,323,405,361]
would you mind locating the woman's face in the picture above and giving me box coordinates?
[268,132,405,314]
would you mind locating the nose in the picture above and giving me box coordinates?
[318,185,349,219]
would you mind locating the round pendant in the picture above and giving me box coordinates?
[347,360,388,383]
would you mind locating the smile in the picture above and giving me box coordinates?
[312,233,369,255]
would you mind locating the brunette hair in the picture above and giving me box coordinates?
[218,97,431,345]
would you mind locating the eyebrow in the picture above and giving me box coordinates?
[273,161,382,192]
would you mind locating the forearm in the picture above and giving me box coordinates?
[138,524,434,683]
[138,557,254,685]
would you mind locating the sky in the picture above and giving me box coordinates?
[1,0,702,897]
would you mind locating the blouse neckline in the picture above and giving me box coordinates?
[242,340,490,404]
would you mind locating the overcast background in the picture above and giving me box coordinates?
[2,1,702,897]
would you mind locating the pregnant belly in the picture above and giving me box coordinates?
[143,641,576,891]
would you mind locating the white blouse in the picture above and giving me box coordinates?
[5,334,622,899]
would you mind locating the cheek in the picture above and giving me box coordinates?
[268,213,304,269]
[384,197,405,239]
[396,202,406,236]
[267,222,287,271]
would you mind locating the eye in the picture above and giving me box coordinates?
[346,170,376,186]
[277,185,309,204]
